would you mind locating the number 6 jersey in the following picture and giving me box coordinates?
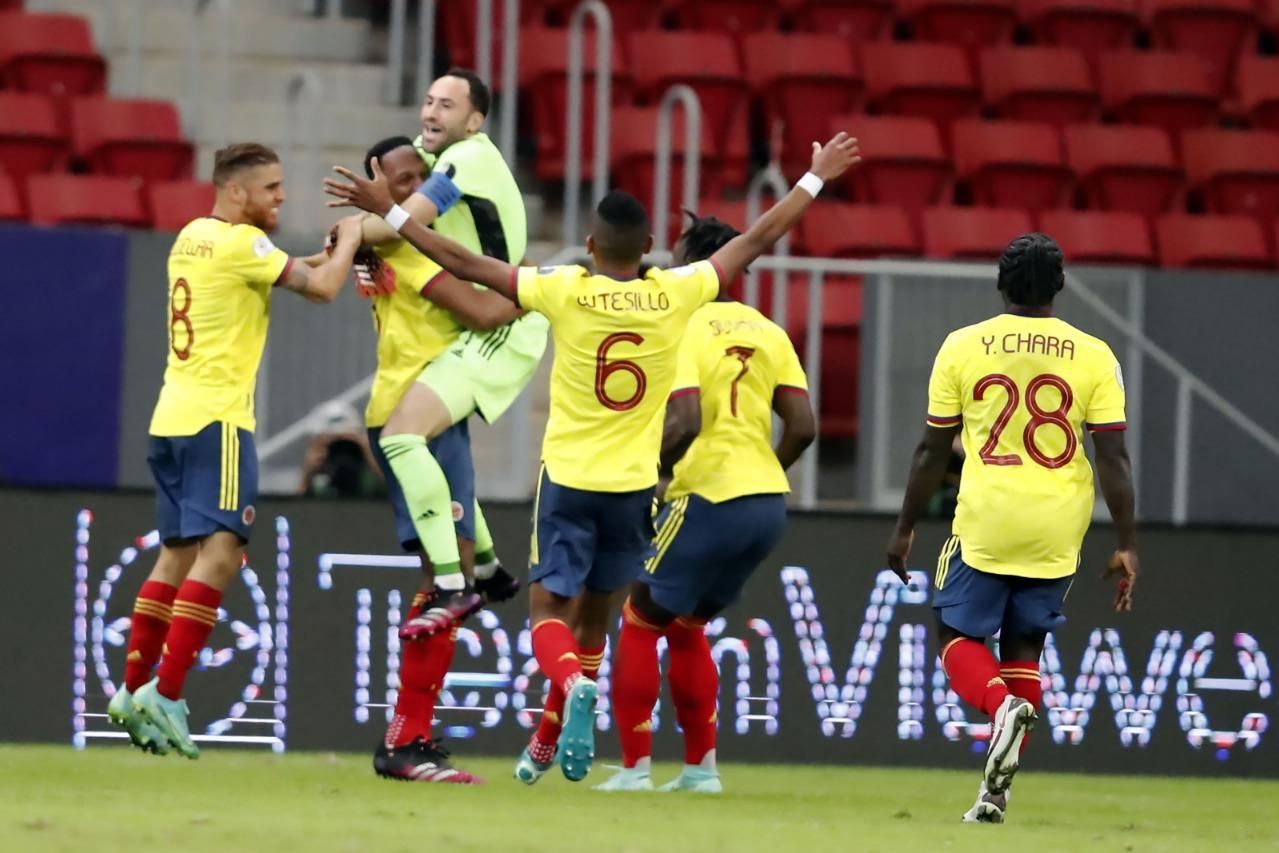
[515,260,722,492]
[149,217,293,437]
[926,313,1127,579]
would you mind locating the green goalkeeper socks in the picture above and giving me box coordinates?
[473,500,498,573]
[379,433,462,579]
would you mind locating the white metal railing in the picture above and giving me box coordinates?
[562,0,613,244]
[651,85,702,254]
[186,0,233,145]
[386,0,408,104]
[280,71,324,234]
[497,0,520,165]
[416,0,438,105]
[742,163,790,309]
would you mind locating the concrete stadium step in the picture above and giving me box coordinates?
[111,56,391,108]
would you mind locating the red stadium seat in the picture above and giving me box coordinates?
[668,0,781,33]
[980,46,1100,125]
[26,173,148,228]
[1099,51,1218,134]
[610,106,723,214]
[1155,213,1273,269]
[837,114,954,209]
[519,27,634,183]
[1021,0,1140,53]
[0,91,66,179]
[861,43,981,128]
[1145,0,1257,94]
[953,119,1073,212]
[0,173,24,221]
[625,31,749,154]
[1038,209,1156,264]
[148,181,216,232]
[1064,123,1183,215]
[801,203,922,257]
[1181,128,1279,223]
[899,0,1019,48]
[743,33,862,175]
[0,13,106,97]
[1237,56,1279,132]
[71,98,194,181]
[786,0,895,41]
[782,274,864,439]
[441,0,558,75]
[923,206,1035,259]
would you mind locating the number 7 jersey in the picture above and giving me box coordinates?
[926,313,1127,579]
[516,260,722,492]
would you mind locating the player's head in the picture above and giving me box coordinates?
[212,142,283,231]
[364,135,427,205]
[997,232,1065,309]
[674,209,740,265]
[587,190,653,269]
[419,68,490,154]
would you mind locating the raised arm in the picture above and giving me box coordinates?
[360,192,439,245]
[772,388,816,471]
[709,133,861,287]
[885,424,962,583]
[1093,429,1139,612]
[426,274,523,331]
[278,215,362,304]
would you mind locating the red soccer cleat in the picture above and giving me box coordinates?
[373,737,483,784]
[398,589,483,640]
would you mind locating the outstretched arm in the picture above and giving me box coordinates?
[884,424,961,584]
[360,192,440,246]
[278,215,362,304]
[1093,429,1139,612]
[426,274,523,331]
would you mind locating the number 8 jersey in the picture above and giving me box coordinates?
[149,217,293,437]
[926,313,1127,579]
[516,260,722,492]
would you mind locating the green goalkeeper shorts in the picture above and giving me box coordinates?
[418,311,550,425]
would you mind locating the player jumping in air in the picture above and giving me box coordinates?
[108,143,362,758]
[886,233,1140,823]
[324,131,861,784]
[597,213,816,794]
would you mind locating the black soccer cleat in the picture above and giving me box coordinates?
[476,562,521,604]
[373,737,482,784]
[398,588,483,640]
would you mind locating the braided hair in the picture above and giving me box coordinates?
[997,232,1065,307]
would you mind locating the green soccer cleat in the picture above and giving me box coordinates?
[106,686,169,756]
[514,746,556,786]
[594,767,654,792]
[132,678,199,760]
[557,677,599,782]
[658,766,724,794]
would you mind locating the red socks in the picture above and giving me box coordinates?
[1000,659,1042,755]
[155,579,223,700]
[531,619,582,693]
[613,600,665,767]
[124,580,177,692]
[940,637,1010,718]
[533,643,604,751]
[387,627,458,748]
[665,617,718,766]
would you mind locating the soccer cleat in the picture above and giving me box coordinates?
[398,588,483,640]
[131,678,198,760]
[513,745,556,785]
[557,677,599,782]
[594,767,654,792]
[475,562,521,604]
[106,686,169,756]
[962,782,1009,823]
[657,766,723,794]
[374,738,483,784]
[984,696,1036,792]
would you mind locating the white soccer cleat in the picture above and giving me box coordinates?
[593,766,654,792]
[962,781,1010,824]
[984,695,1036,792]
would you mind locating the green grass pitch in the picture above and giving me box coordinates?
[1,745,1276,852]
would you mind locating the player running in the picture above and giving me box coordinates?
[885,233,1139,823]
[324,131,861,784]
[108,143,362,758]
[597,213,816,794]
[356,69,545,637]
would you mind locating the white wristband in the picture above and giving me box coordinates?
[796,172,824,198]
[383,204,410,232]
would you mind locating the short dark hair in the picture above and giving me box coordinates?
[592,190,651,265]
[363,135,417,179]
[677,210,740,263]
[212,143,279,186]
[998,232,1065,307]
[444,67,491,116]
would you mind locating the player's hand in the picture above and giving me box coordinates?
[334,213,364,250]
[885,525,914,585]
[1103,549,1139,612]
[353,247,396,299]
[809,132,861,182]
[324,158,395,216]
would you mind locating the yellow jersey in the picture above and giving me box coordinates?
[149,217,292,436]
[516,260,722,492]
[926,313,1127,579]
[667,301,808,503]
[365,239,465,428]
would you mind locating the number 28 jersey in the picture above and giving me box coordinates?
[926,313,1126,579]
[149,217,292,437]
[516,260,722,492]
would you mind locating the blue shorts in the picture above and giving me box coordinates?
[148,421,258,544]
[932,536,1073,639]
[368,422,477,552]
[528,466,656,598]
[640,492,787,617]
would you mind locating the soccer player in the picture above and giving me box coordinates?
[598,213,816,793]
[324,131,861,783]
[885,233,1139,823]
[357,69,545,636]
[107,143,363,758]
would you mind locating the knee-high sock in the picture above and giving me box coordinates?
[666,617,719,767]
[1000,659,1042,755]
[472,500,497,572]
[613,600,664,768]
[940,637,1010,718]
[530,643,604,765]
[386,627,457,748]
[124,580,177,692]
[380,434,462,584]
[531,619,582,695]
[155,580,223,700]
